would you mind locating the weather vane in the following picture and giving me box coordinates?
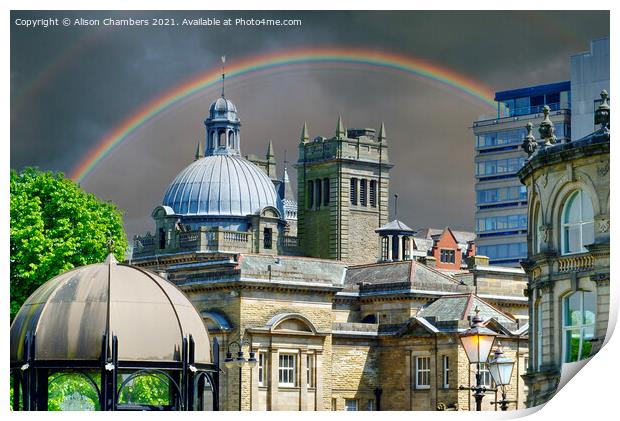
[221,55,226,97]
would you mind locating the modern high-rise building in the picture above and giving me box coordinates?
[570,37,610,139]
[472,83,572,266]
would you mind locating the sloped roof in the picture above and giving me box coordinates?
[344,260,467,294]
[415,227,475,246]
[376,219,415,233]
[417,293,516,326]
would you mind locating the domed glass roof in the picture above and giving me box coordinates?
[10,254,211,364]
[163,155,281,217]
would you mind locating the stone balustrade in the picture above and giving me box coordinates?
[557,253,594,272]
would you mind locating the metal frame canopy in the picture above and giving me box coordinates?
[10,254,219,411]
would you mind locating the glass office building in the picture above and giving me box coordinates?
[473,82,571,266]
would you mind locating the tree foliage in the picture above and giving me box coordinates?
[10,168,127,319]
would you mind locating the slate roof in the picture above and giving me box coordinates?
[343,260,469,295]
[415,227,475,246]
[376,219,415,233]
[417,293,516,326]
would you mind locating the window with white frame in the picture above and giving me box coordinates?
[563,290,596,363]
[442,355,450,388]
[306,354,314,387]
[258,352,267,386]
[415,356,431,389]
[345,399,358,411]
[278,354,296,386]
[561,190,594,255]
[479,363,492,387]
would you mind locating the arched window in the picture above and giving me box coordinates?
[315,180,322,209]
[561,190,594,254]
[360,179,368,206]
[218,130,226,147]
[350,178,358,205]
[562,290,596,362]
[534,204,543,254]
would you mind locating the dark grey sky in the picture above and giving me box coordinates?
[10,10,609,238]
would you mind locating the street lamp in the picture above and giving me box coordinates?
[223,335,257,410]
[488,342,515,411]
[459,307,497,411]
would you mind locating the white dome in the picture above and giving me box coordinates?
[208,97,238,122]
[163,155,281,217]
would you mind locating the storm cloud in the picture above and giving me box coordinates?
[10,10,610,238]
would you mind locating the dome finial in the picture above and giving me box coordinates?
[195,139,204,160]
[522,122,537,157]
[378,122,387,142]
[538,105,557,146]
[336,115,346,139]
[595,89,610,131]
[266,139,275,158]
[300,122,309,143]
[220,55,226,98]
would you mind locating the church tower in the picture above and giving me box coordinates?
[296,118,391,264]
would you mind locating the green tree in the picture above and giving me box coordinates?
[10,168,127,320]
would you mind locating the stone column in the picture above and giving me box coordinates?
[408,236,414,260]
[300,351,308,410]
[315,351,324,411]
[397,235,403,261]
[387,236,393,261]
[270,349,279,410]
[251,351,260,410]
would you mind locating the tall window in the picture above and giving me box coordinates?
[258,352,267,386]
[323,178,330,206]
[350,178,358,205]
[562,190,594,254]
[534,204,543,254]
[263,228,272,250]
[278,354,296,386]
[369,180,377,207]
[345,399,358,411]
[315,179,322,209]
[360,179,368,206]
[479,363,492,387]
[381,237,389,261]
[415,356,431,389]
[442,355,450,388]
[563,291,596,363]
[306,354,314,387]
[366,399,375,411]
[440,249,455,264]
[536,301,543,370]
[307,180,314,208]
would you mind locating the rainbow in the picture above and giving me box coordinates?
[70,47,496,183]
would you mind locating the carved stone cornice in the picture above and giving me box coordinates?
[591,272,610,286]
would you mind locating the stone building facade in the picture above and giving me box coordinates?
[518,92,610,406]
[296,120,391,264]
[132,86,529,411]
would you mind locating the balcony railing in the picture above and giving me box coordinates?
[557,254,594,273]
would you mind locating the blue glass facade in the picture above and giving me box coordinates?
[473,81,571,266]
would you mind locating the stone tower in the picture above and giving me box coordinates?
[296,117,391,264]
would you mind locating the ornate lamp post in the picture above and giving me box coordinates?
[223,335,257,410]
[488,342,515,411]
[459,308,497,411]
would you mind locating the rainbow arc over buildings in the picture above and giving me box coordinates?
[70,47,496,183]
